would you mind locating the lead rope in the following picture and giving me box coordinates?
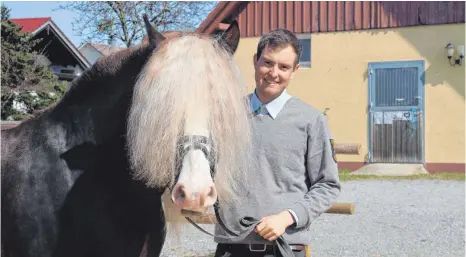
[184,201,295,257]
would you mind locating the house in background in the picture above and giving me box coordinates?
[11,17,91,81]
[198,1,465,173]
[78,42,125,65]
[79,31,184,65]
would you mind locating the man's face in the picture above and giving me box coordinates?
[254,44,300,104]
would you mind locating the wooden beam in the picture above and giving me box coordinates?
[335,143,361,155]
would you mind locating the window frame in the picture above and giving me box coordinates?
[297,34,312,68]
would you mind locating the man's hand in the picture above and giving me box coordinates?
[255,211,295,241]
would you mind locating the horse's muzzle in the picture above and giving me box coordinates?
[171,183,217,211]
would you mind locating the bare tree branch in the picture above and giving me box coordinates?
[55,1,217,47]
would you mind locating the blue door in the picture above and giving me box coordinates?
[368,60,425,163]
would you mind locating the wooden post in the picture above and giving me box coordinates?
[334,143,361,155]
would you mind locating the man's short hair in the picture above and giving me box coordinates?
[256,29,302,65]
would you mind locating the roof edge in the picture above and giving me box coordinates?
[197,1,249,34]
[34,20,91,69]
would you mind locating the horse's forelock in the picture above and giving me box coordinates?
[127,34,253,204]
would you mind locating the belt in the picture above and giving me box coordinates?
[245,244,305,252]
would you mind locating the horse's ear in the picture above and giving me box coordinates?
[219,20,240,55]
[143,13,165,47]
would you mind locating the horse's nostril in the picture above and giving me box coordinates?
[171,184,189,204]
[200,186,217,207]
[207,186,216,198]
[178,189,185,199]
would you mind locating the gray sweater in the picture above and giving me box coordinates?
[214,96,341,245]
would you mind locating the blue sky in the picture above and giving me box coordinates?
[4,1,217,48]
[4,1,84,47]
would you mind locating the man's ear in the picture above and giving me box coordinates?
[291,63,300,80]
[253,53,258,67]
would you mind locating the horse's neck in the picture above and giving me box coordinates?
[43,87,130,151]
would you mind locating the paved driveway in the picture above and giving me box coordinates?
[160,180,465,257]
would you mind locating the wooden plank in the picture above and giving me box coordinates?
[447,1,455,24]
[270,1,278,31]
[436,1,448,24]
[336,1,345,31]
[286,1,294,31]
[254,1,261,36]
[380,1,389,28]
[278,1,286,30]
[399,1,409,27]
[345,1,354,30]
[407,1,419,26]
[238,11,247,38]
[319,1,328,32]
[303,1,311,33]
[370,1,377,28]
[327,1,336,32]
[294,1,302,33]
[362,1,371,29]
[311,1,319,32]
[456,1,466,23]
[418,2,428,25]
[247,3,254,37]
[262,1,270,35]
[354,1,362,30]
[427,1,438,25]
[389,1,399,27]
[377,1,382,29]
[335,144,361,155]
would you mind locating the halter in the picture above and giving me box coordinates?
[172,135,295,257]
[174,135,217,180]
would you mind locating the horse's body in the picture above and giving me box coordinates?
[1,16,251,257]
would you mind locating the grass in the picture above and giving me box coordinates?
[339,170,465,181]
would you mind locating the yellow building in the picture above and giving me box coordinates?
[198,1,465,173]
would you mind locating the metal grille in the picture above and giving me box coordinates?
[375,68,419,107]
[370,110,423,163]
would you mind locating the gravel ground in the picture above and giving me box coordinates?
[160,180,465,257]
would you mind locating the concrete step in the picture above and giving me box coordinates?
[352,163,429,176]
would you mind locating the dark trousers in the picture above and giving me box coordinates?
[214,243,307,257]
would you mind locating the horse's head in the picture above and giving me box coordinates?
[127,17,252,214]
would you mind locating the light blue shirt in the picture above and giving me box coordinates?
[250,89,300,226]
[251,89,292,119]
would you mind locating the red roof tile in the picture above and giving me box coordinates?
[10,17,51,33]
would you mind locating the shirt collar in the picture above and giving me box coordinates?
[251,89,291,119]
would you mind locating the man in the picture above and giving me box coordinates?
[214,28,341,257]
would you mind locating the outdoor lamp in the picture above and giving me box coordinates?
[446,43,464,66]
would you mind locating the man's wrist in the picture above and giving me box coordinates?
[279,210,296,227]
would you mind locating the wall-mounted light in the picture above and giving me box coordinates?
[446,43,464,66]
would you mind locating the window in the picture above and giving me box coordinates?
[298,37,311,67]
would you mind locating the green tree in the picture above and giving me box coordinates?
[1,5,68,121]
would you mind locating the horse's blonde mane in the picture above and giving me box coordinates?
[127,34,252,207]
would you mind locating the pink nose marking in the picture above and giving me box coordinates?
[171,183,217,209]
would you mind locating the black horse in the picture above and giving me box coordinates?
[2,15,252,257]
